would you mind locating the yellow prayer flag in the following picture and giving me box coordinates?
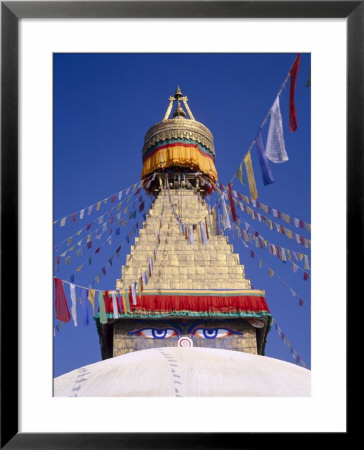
[243,151,258,200]
[76,264,83,272]
[121,290,128,313]
[88,289,95,313]
[285,228,293,239]
[96,201,101,211]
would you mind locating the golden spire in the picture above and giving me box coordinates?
[163,86,195,121]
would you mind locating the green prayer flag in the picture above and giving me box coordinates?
[99,291,108,324]
[235,162,245,185]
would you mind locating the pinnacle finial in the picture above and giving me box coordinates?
[162,86,195,121]
[174,86,183,99]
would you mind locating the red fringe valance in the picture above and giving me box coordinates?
[101,294,269,315]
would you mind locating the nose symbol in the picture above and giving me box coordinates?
[178,337,193,347]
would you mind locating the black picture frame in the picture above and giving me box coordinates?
[1,1,357,448]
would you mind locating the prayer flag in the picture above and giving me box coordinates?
[303,271,309,281]
[81,288,88,326]
[255,131,275,185]
[60,217,66,227]
[200,221,208,245]
[99,291,107,324]
[88,289,95,313]
[298,298,304,306]
[289,54,301,132]
[131,282,137,305]
[69,283,77,326]
[80,209,85,219]
[112,291,119,319]
[243,151,258,200]
[188,225,195,244]
[72,213,76,223]
[54,278,71,322]
[304,254,310,270]
[88,205,93,215]
[227,183,237,222]
[235,162,245,185]
[221,193,231,230]
[265,96,288,163]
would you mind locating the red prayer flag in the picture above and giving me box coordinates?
[303,272,309,281]
[72,213,76,223]
[54,278,71,322]
[289,54,301,132]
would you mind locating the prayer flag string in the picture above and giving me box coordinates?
[270,318,307,368]
[216,183,310,232]
[233,229,310,309]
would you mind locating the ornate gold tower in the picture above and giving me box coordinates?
[97,88,271,359]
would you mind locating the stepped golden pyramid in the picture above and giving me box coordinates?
[117,190,251,291]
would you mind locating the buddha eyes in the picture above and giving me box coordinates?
[129,327,241,339]
[193,328,232,339]
[134,328,177,339]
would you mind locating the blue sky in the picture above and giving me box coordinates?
[53,53,311,377]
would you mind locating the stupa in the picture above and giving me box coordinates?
[95,88,272,360]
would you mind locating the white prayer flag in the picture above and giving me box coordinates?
[265,96,289,163]
[111,291,119,319]
[69,283,78,327]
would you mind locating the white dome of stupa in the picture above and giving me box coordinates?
[54,347,310,397]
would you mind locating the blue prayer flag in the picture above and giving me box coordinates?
[255,131,275,185]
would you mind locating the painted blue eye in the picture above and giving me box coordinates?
[203,329,218,339]
[152,329,167,339]
[128,328,177,339]
[193,328,233,339]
